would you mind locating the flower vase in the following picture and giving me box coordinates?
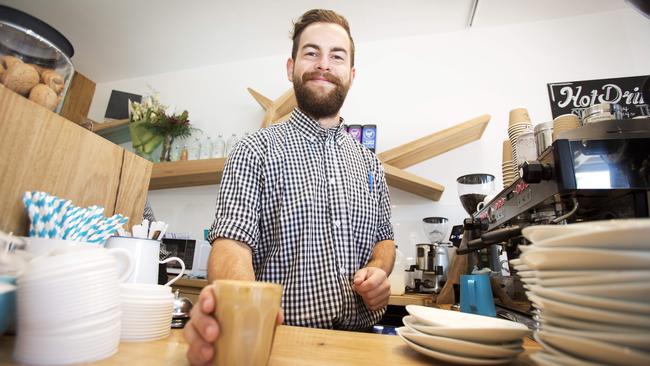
[160,135,175,162]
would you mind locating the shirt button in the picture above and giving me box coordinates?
[329,178,336,185]
[333,220,341,228]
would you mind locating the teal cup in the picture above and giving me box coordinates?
[0,275,17,335]
[460,274,496,317]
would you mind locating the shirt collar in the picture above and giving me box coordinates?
[289,108,347,145]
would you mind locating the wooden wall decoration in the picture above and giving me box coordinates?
[247,87,296,128]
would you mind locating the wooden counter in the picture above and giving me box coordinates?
[0,326,541,365]
[171,278,436,307]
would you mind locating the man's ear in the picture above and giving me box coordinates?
[350,67,356,87]
[287,58,294,82]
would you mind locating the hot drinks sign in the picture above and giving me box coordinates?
[547,75,649,119]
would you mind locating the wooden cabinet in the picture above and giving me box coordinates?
[0,85,152,234]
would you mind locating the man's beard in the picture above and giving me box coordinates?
[293,71,350,120]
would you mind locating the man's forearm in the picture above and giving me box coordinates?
[365,239,396,276]
[207,238,255,282]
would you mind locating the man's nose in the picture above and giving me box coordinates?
[315,55,331,71]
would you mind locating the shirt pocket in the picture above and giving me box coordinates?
[348,174,379,242]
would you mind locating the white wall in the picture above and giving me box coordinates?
[89,9,650,261]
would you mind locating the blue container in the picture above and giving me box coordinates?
[361,124,377,152]
[0,275,17,335]
[460,274,496,317]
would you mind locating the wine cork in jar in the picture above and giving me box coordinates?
[0,62,40,95]
[29,84,59,111]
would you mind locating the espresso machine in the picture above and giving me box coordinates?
[415,217,451,293]
[455,118,650,313]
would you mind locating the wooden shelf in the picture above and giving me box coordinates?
[149,158,226,190]
[91,118,131,144]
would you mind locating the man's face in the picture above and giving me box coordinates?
[287,22,355,120]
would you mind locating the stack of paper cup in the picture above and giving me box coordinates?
[120,283,173,341]
[502,140,518,188]
[507,107,534,172]
[14,245,129,365]
[552,114,580,141]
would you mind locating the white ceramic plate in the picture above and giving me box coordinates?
[528,294,650,327]
[537,271,650,287]
[538,312,650,333]
[531,219,650,249]
[406,305,529,330]
[533,270,615,279]
[397,326,524,358]
[402,315,530,344]
[529,351,604,366]
[521,248,650,270]
[537,330,650,366]
[522,219,650,245]
[397,330,515,365]
[515,270,536,278]
[519,277,539,285]
[540,324,650,350]
[541,282,650,302]
[528,285,650,314]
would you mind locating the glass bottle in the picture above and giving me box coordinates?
[180,144,189,161]
[200,136,213,159]
[188,137,201,160]
[225,133,239,156]
[212,134,225,158]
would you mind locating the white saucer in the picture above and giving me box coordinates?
[529,219,650,249]
[529,351,603,366]
[402,315,530,344]
[537,271,650,287]
[528,285,650,314]
[521,248,650,270]
[397,330,514,365]
[541,324,650,350]
[397,326,524,359]
[528,294,650,327]
[537,330,650,365]
[539,312,650,333]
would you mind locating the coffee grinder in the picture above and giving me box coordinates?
[416,217,451,293]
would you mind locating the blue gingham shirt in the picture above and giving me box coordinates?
[209,108,394,330]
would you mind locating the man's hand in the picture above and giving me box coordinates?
[352,266,391,311]
[184,284,285,366]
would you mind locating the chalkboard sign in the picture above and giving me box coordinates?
[104,90,142,120]
[547,75,649,119]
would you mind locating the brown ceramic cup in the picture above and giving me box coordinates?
[212,280,283,366]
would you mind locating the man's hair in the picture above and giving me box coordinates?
[291,9,355,67]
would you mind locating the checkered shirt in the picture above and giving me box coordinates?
[208,108,394,330]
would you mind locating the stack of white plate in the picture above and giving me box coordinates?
[398,305,530,365]
[120,283,173,341]
[14,247,122,365]
[518,219,650,366]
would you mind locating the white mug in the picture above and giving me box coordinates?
[105,236,185,286]
[24,237,134,282]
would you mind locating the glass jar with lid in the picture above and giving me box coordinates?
[0,5,75,113]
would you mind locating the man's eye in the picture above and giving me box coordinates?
[305,52,317,57]
[333,55,344,60]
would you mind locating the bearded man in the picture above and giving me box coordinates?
[184,9,395,365]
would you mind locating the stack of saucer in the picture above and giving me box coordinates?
[501,140,518,188]
[120,283,173,341]
[518,219,650,366]
[14,247,122,365]
[398,305,530,365]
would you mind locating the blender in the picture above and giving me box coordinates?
[419,217,451,293]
